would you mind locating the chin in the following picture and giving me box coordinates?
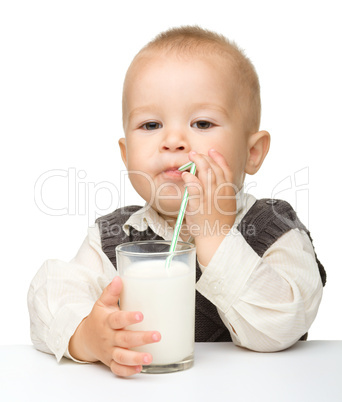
[152,200,182,218]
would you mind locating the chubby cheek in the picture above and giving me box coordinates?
[215,145,246,187]
[124,150,151,200]
[229,154,247,188]
[128,171,153,203]
[126,142,154,174]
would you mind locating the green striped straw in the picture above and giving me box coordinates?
[166,161,196,268]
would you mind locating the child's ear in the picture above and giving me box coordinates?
[118,138,128,168]
[244,130,270,175]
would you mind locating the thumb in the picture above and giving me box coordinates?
[99,276,122,308]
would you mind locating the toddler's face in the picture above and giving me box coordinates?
[120,51,250,217]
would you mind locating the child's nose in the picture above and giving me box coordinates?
[160,130,190,152]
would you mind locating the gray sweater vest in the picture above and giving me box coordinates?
[96,199,326,343]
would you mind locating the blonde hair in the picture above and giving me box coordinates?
[123,26,261,134]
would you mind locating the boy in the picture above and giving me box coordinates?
[28,26,325,377]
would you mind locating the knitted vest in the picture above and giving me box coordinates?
[96,199,326,343]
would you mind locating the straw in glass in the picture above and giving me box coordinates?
[165,161,196,268]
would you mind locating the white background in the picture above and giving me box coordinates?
[0,0,341,345]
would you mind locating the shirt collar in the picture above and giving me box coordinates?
[123,186,249,240]
[123,203,175,240]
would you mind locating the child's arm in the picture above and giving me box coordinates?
[69,276,161,377]
[28,228,160,377]
[196,228,323,351]
[182,149,323,351]
[181,149,236,266]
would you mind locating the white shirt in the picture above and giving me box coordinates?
[27,191,323,362]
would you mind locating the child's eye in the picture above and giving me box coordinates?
[192,121,213,129]
[141,122,162,130]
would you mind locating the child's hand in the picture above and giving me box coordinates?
[181,149,237,266]
[68,276,161,377]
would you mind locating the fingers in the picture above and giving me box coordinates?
[182,150,233,199]
[110,348,153,377]
[188,149,231,184]
[114,330,161,349]
[112,348,153,366]
[98,276,122,308]
[110,361,143,377]
[208,148,230,173]
[108,310,144,330]
[181,149,237,224]
[109,331,161,377]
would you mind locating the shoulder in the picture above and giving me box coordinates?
[240,198,304,231]
[238,198,307,257]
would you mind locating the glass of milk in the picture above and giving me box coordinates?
[116,240,196,373]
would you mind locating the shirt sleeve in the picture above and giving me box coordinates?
[27,225,115,362]
[195,228,323,352]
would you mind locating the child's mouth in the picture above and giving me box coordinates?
[163,168,183,179]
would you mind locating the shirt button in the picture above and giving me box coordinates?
[209,279,223,295]
[266,199,278,205]
[55,336,62,348]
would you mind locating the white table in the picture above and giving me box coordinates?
[1,342,341,402]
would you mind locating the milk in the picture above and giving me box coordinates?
[120,260,195,365]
